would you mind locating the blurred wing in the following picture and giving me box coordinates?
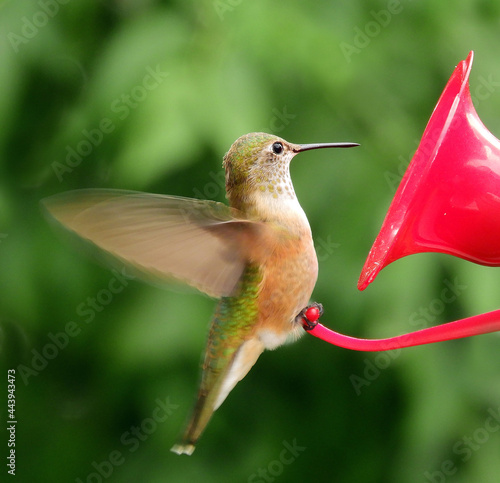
[41,189,262,297]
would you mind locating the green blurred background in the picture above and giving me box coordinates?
[2,0,500,482]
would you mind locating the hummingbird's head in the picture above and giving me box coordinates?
[223,132,358,214]
[223,133,298,210]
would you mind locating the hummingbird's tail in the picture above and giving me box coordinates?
[170,392,210,455]
[170,337,264,455]
[170,443,196,456]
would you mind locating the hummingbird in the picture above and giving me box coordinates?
[42,132,358,455]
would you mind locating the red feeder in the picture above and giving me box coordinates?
[304,52,500,351]
[359,51,500,290]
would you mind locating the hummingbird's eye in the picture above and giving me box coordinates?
[272,142,284,155]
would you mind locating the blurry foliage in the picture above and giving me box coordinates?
[2,1,500,482]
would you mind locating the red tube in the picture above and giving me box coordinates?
[305,309,500,351]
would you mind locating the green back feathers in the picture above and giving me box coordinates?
[207,263,262,365]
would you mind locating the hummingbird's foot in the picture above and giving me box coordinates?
[297,302,323,331]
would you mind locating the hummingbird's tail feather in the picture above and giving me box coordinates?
[170,443,196,456]
[170,338,264,455]
[170,392,210,456]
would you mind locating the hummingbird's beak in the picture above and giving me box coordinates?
[295,142,359,152]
